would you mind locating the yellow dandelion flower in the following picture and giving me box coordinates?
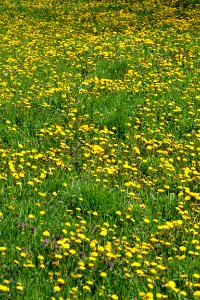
[98,246,104,252]
[179,246,186,251]
[38,255,44,260]
[83,285,90,291]
[54,286,61,292]
[180,291,187,296]
[131,262,141,267]
[55,254,62,259]
[111,295,118,300]
[156,293,163,298]
[116,211,121,216]
[62,243,70,249]
[57,278,65,285]
[135,269,144,275]
[69,249,76,255]
[144,218,150,223]
[42,231,50,237]
[28,214,35,219]
[165,281,176,289]
[146,292,154,299]
[0,285,10,292]
[100,272,107,277]
[100,230,107,236]
[0,247,6,251]
[4,280,10,284]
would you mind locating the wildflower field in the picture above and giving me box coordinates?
[0,0,200,299]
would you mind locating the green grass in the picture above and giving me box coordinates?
[0,0,200,299]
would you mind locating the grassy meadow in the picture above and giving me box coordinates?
[0,0,200,299]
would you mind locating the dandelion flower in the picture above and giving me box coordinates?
[54,286,61,292]
[100,272,107,277]
[111,295,118,300]
[42,231,50,237]
[0,285,10,292]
